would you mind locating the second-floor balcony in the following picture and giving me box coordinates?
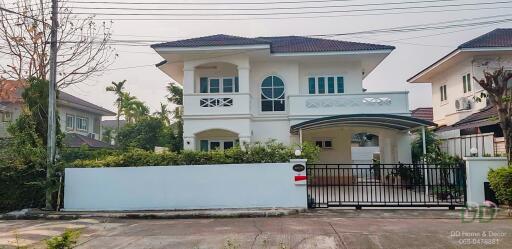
[288,91,410,117]
[183,93,251,116]
[183,91,410,118]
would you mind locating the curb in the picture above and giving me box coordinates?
[0,208,305,220]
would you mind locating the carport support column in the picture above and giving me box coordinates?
[421,126,429,195]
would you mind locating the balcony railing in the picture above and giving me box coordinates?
[288,91,409,117]
[183,93,251,116]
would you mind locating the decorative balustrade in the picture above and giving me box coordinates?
[289,92,409,117]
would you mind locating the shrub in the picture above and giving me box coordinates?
[45,229,81,249]
[488,166,512,206]
[69,141,319,168]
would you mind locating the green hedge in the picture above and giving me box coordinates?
[488,166,512,206]
[69,141,319,168]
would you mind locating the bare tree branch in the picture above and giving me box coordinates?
[0,0,116,88]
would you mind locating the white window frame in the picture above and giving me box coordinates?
[308,75,344,94]
[2,112,12,122]
[440,84,448,106]
[65,114,75,130]
[203,139,236,151]
[76,116,88,132]
[462,73,472,95]
[202,76,237,94]
[314,138,333,149]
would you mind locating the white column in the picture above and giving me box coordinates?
[237,66,250,93]
[183,68,195,94]
[183,136,195,150]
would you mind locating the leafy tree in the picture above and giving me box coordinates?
[117,117,180,151]
[474,68,512,163]
[153,103,172,125]
[166,82,183,150]
[105,80,126,133]
[101,127,114,144]
[411,128,440,163]
[20,78,63,147]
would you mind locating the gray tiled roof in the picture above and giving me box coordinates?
[459,29,512,49]
[63,133,113,148]
[151,34,394,53]
[59,91,116,116]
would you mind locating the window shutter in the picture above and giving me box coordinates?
[337,77,344,93]
[200,140,209,151]
[235,77,239,92]
[308,77,316,94]
[462,75,467,93]
[467,74,472,92]
[200,77,208,93]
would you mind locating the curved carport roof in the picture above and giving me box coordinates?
[290,114,436,134]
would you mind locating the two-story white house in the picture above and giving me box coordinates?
[152,35,433,164]
[408,29,511,156]
[0,80,116,147]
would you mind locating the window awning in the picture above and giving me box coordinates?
[290,114,436,134]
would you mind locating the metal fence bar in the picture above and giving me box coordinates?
[307,163,466,208]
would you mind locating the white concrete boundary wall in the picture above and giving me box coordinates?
[64,163,307,211]
[465,157,508,204]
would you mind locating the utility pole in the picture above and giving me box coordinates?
[46,0,58,210]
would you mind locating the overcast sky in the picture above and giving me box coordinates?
[4,0,512,117]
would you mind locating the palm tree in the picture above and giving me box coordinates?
[153,102,171,125]
[105,80,126,133]
[121,92,149,123]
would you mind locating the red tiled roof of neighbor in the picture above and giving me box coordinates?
[458,28,512,49]
[0,79,26,103]
[411,107,433,122]
[0,79,115,115]
[151,34,395,53]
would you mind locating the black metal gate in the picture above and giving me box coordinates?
[307,163,466,209]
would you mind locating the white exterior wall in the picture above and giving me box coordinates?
[0,102,22,138]
[302,126,411,164]
[431,55,512,127]
[0,103,103,140]
[179,53,413,163]
[465,157,508,204]
[64,163,308,211]
[58,105,103,140]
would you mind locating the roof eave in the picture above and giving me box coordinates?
[270,48,394,57]
[152,44,270,52]
[408,46,512,83]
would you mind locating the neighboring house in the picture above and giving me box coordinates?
[411,107,433,123]
[101,119,127,144]
[0,80,116,145]
[408,28,511,156]
[152,34,433,164]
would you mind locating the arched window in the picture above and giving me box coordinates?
[261,76,285,112]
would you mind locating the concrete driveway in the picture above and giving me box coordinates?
[0,209,511,249]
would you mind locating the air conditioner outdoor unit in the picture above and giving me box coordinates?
[455,97,471,111]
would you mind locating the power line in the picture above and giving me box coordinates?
[0,5,48,24]
[87,5,512,21]
[66,1,512,16]
[68,0,466,11]
[65,0,400,5]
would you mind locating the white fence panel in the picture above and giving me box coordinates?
[440,133,496,158]
[64,163,307,211]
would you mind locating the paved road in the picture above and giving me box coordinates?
[1,210,511,249]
